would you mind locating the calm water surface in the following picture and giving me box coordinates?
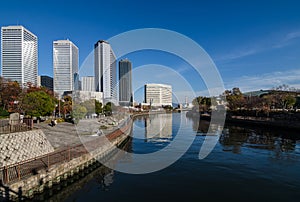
[40,112,300,202]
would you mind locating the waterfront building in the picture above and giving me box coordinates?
[119,59,133,106]
[144,83,172,107]
[53,39,79,97]
[94,40,117,104]
[37,75,53,90]
[1,25,38,86]
[81,76,95,92]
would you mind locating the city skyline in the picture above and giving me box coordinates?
[0,1,300,103]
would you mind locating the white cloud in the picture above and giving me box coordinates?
[284,31,300,41]
[225,69,300,92]
[216,30,300,62]
[216,48,260,61]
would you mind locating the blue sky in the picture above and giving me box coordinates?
[1,0,300,102]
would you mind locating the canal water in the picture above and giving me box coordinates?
[40,112,300,201]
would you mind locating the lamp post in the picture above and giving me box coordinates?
[58,99,60,118]
[54,104,58,118]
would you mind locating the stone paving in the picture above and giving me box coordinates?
[34,114,129,149]
[34,122,81,149]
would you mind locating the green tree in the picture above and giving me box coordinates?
[0,79,22,112]
[21,91,56,117]
[224,88,245,111]
[95,100,103,115]
[61,95,72,117]
[273,93,296,110]
[192,96,212,112]
[103,102,112,116]
[284,95,296,109]
[72,105,87,120]
[81,99,96,115]
[0,108,9,118]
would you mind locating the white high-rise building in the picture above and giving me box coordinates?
[94,40,117,104]
[145,83,172,107]
[1,25,38,86]
[81,76,95,92]
[53,40,78,97]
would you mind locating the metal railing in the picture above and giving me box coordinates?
[0,121,131,184]
[0,118,33,134]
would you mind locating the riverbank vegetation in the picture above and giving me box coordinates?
[191,85,300,120]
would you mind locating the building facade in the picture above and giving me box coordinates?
[94,40,117,104]
[53,40,78,97]
[81,76,95,92]
[145,83,172,107]
[119,59,133,106]
[37,75,53,90]
[1,25,38,86]
[73,91,103,103]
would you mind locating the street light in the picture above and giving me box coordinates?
[58,99,60,118]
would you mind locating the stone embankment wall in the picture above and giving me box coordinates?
[0,130,54,167]
[2,124,131,200]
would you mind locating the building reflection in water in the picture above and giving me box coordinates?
[145,113,172,142]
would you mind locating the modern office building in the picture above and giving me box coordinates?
[53,39,78,97]
[94,40,117,104]
[119,59,133,106]
[144,83,172,107]
[37,75,53,90]
[81,76,95,92]
[1,25,38,86]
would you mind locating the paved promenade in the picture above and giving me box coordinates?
[34,114,129,149]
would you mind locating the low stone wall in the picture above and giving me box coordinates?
[0,130,54,167]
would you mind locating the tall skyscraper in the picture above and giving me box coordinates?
[119,59,133,106]
[53,40,78,97]
[145,83,172,107]
[94,40,117,104]
[1,25,38,86]
[81,76,95,92]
